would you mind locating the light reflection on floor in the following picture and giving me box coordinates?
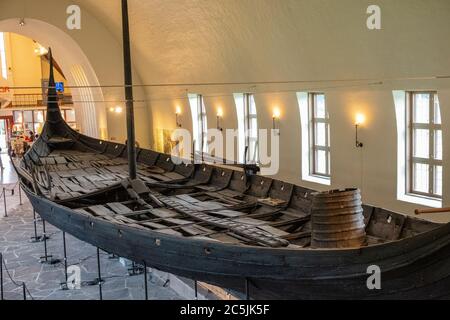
[0,153,18,185]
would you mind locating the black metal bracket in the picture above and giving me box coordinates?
[30,210,48,243]
[97,247,103,300]
[245,278,250,300]
[143,261,148,300]
[355,124,364,148]
[128,262,145,276]
[59,232,69,291]
[39,220,60,265]
[39,255,60,265]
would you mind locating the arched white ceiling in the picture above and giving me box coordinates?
[75,0,450,88]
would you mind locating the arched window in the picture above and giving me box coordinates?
[0,32,8,79]
[393,90,443,207]
[234,93,258,163]
[188,93,208,154]
[407,92,442,198]
[297,92,331,185]
[309,93,330,178]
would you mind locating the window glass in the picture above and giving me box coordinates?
[34,111,44,123]
[235,93,258,163]
[413,129,429,158]
[435,130,442,160]
[188,94,208,154]
[315,150,327,175]
[408,92,442,198]
[434,95,441,124]
[23,110,33,123]
[314,95,326,118]
[434,165,443,196]
[310,93,330,178]
[13,111,23,123]
[413,93,429,123]
[0,32,7,79]
[315,123,326,146]
[65,109,76,122]
[413,163,429,193]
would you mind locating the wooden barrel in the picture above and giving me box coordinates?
[311,188,366,248]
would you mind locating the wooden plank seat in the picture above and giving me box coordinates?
[109,181,299,246]
[87,205,142,227]
[139,222,183,236]
[151,190,290,247]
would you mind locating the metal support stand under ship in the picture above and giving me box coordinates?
[13,51,450,300]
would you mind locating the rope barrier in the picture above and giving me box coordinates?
[1,181,19,195]
[0,181,22,218]
[0,183,156,300]
[0,253,34,300]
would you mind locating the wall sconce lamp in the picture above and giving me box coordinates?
[175,106,182,128]
[355,113,365,148]
[19,18,26,27]
[109,106,123,114]
[273,108,281,135]
[216,108,223,131]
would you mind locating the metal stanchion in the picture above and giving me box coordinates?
[30,210,43,243]
[22,283,26,300]
[194,280,198,300]
[97,248,103,300]
[143,261,148,300]
[18,184,22,206]
[245,278,250,300]
[40,220,59,264]
[61,232,68,290]
[41,220,49,263]
[2,188,7,218]
[1,253,4,300]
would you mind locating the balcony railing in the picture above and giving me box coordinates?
[11,93,73,108]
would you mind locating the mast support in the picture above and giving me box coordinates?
[122,0,137,180]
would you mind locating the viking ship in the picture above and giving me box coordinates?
[13,51,450,300]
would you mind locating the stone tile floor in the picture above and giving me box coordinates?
[0,163,182,300]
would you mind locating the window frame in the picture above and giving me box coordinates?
[13,108,77,133]
[309,93,330,178]
[406,91,442,199]
[243,93,258,164]
[189,93,208,154]
[0,32,7,80]
[198,94,208,154]
[61,108,77,129]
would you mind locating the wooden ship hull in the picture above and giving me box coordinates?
[21,186,450,299]
[14,50,450,300]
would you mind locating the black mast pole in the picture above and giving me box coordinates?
[121,0,137,180]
